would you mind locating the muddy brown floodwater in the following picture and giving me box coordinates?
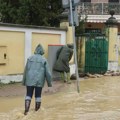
[0,76,120,120]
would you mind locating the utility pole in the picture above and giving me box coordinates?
[62,0,80,93]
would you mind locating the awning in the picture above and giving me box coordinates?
[81,15,120,23]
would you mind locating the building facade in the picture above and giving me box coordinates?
[77,0,120,72]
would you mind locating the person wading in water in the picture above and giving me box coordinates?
[22,44,52,115]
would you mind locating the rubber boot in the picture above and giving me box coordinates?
[35,102,41,111]
[61,72,66,83]
[24,100,31,115]
[66,72,71,84]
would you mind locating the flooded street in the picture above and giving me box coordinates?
[0,76,120,120]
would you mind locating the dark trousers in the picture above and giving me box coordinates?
[26,86,42,98]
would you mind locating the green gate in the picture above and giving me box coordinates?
[85,36,108,74]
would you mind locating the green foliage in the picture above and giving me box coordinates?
[0,0,63,27]
[75,15,87,36]
[0,0,19,23]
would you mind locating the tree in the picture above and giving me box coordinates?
[0,0,19,23]
[0,0,63,27]
[47,0,63,27]
[75,15,87,36]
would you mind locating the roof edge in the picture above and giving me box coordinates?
[0,22,67,31]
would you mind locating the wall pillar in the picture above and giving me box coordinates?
[60,21,73,44]
[59,10,74,44]
[105,10,118,71]
[77,36,86,72]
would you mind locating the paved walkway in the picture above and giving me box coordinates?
[0,80,65,97]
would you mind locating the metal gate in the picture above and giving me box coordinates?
[85,36,108,74]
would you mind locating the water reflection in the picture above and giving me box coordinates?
[0,76,120,120]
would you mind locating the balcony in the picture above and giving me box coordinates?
[77,2,120,22]
[77,2,120,15]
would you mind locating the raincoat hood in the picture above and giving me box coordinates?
[34,44,44,55]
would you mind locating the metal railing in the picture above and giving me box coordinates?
[77,2,120,15]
